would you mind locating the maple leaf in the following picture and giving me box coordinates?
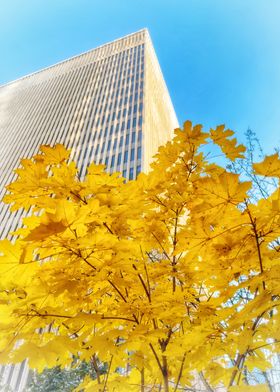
[253,153,280,177]
[210,124,246,160]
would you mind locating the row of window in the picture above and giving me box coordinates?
[102,145,142,166]
[122,165,141,180]
[94,104,143,128]
[89,134,142,160]
[94,47,144,86]
[77,128,142,166]
[93,78,144,108]
[94,90,143,117]
[95,115,143,134]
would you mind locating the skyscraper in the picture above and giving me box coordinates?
[0,29,178,390]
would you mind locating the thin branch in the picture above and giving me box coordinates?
[103,355,113,392]
[174,352,186,392]
[107,279,127,303]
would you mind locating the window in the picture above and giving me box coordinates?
[133,117,137,128]
[137,146,142,160]
[119,136,123,147]
[124,151,128,163]
[125,134,130,146]
[117,152,122,165]
[138,116,142,126]
[111,155,115,168]
[132,132,136,143]
[130,148,135,161]
[129,167,134,180]
[136,165,141,176]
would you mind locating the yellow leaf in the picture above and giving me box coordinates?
[253,153,280,177]
[39,144,70,164]
[229,385,269,392]
[210,124,246,161]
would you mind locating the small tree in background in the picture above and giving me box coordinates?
[26,357,106,392]
[0,121,279,391]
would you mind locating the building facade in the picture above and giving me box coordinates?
[0,29,178,390]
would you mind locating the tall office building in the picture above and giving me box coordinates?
[0,29,178,242]
[0,29,178,390]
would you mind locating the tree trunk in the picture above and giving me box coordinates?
[162,355,169,392]
[141,368,145,392]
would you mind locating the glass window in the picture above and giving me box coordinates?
[119,136,123,147]
[111,155,115,168]
[113,138,117,150]
[133,117,137,128]
[132,132,136,143]
[124,151,128,163]
[136,165,141,176]
[137,146,141,160]
[129,167,134,180]
[125,134,130,146]
[117,153,122,165]
[138,116,142,126]
[107,140,111,151]
[131,148,135,161]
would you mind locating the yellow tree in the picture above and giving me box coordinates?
[0,121,279,392]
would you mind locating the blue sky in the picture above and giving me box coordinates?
[0,0,279,153]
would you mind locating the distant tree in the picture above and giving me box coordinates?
[26,357,106,392]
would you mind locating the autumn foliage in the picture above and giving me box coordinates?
[0,122,279,391]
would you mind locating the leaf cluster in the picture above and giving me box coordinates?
[0,122,280,391]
